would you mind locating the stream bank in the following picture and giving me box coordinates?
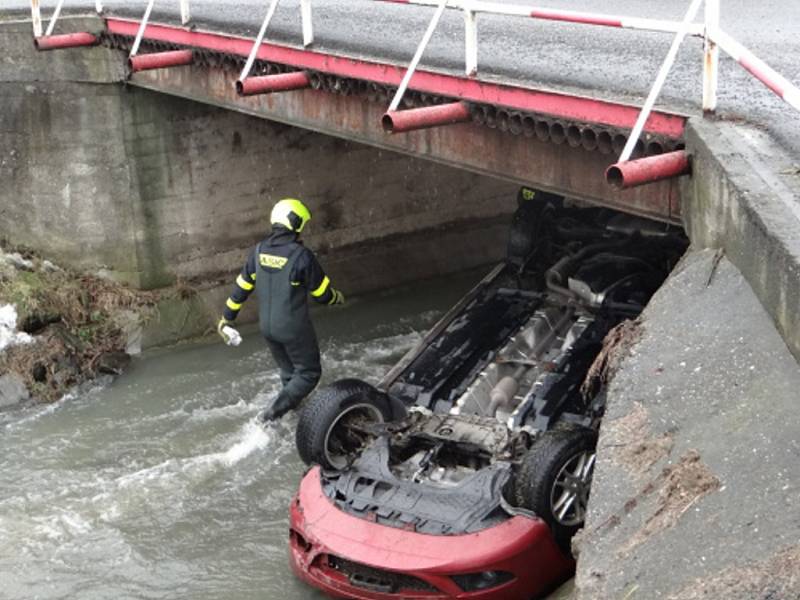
[0,246,160,405]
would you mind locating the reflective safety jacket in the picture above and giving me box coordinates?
[222,227,342,339]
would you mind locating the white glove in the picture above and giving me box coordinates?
[217,318,242,346]
[222,326,242,346]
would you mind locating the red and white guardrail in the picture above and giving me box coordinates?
[711,29,800,113]
[376,0,705,36]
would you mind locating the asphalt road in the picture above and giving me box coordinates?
[5,0,800,154]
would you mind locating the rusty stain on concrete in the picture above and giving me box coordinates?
[617,449,721,557]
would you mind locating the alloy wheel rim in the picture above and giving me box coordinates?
[550,450,596,527]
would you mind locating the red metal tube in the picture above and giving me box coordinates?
[382,101,471,133]
[236,71,311,96]
[107,17,687,138]
[606,150,691,189]
[34,32,98,51]
[128,49,194,73]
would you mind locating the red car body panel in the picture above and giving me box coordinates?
[289,467,574,599]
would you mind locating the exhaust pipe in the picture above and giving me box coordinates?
[128,49,194,73]
[236,71,311,96]
[34,32,98,51]
[606,150,691,189]
[382,101,471,134]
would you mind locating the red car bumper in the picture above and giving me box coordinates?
[289,467,574,599]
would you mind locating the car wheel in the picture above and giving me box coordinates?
[517,428,597,553]
[295,379,392,470]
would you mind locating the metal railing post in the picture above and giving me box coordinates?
[45,0,65,37]
[619,0,704,162]
[703,0,720,113]
[130,0,156,57]
[388,0,448,112]
[300,0,313,47]
[31,0,42,37]
[180,0,191,25]
[239,0,281,82]
[464,5,478,76]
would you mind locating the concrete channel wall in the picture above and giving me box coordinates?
[683,119,800,362]
[0,16,517,335]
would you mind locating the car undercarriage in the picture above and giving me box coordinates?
[291,190,687,599]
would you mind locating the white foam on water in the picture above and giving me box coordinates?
[220,421,272,466]
[116,421,272,491]
[0,304,32,353]
[3,391,75,431]
[188,398,254,423]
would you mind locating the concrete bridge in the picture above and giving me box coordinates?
[2,3,800,598]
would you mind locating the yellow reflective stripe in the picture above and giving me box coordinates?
[236,274,254,291]
[291,281,301,287]
[226,298,242,311]
[311,276,330,298]
[328,290,339,305]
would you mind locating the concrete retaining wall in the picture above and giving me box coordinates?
[682,119,800,361]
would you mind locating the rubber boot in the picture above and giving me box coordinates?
[259,391,300,422]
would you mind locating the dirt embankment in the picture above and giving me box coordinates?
[0,247,158,404]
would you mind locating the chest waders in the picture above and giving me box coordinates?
[256,242,322,420]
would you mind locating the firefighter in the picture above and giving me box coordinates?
[218,198,345,421]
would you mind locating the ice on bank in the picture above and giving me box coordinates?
[0,304,33,353]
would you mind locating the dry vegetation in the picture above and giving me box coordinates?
[0,246,158,402]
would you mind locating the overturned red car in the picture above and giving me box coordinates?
[288,191,686,599]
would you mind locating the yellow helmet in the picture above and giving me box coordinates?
[270,198,312,233]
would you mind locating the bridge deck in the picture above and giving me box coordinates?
[6,0,800,155]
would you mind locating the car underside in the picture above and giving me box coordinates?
[290,191,688,599]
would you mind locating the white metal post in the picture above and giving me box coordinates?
[45,0,65,36]
[388,0,448,112]
[95,0,103,13]
[702,0,720,113]
[180,0,191,25]
[31,0,42,38]
[240,0,281,82]
[619,0,704,162]
[464,7,478,76]
[130,0,156,57]
[301,0,314,47]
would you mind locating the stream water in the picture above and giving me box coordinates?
[0,272,487,600]
[1,267,579,599]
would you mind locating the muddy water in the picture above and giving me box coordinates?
[0,269,576,600]
[0,273,494,600]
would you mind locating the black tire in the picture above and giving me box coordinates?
[295,379,392,470]
[517,428,598,553]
